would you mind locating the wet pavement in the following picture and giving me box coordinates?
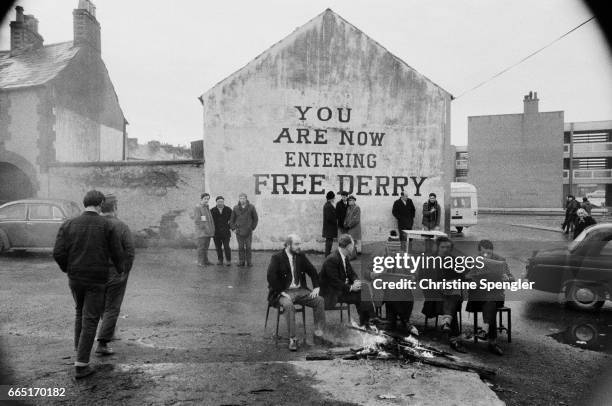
[0,213,611,405]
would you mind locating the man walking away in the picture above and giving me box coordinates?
[230,193,258,267]
[267,234,327,351]
[53,190,123,379]
[212,196,233,266]
[96,194,135,356]
[194,193,215,266]
[322,191,337,257]
[336,191,349,234]
[392,191,416,252]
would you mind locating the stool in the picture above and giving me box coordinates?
[264,303,306,339]
[327,302,351,323]
[424,311,462,334]
[375,305,384,319]
[471,306,511,343]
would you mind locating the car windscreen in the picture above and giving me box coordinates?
[451,197,471,209]
[568,229,589,252]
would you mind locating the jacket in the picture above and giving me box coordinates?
[466,253,513,307]
[319,250,358,308]
[565,199,580,218]
[53,211,123,285]
[194,204,215,238]
[267,250,320,306]
[573,216,596,239]
[336,200,348,229]
[230,201,258,237]
[322,201,338,238]
[392,198,416,230]
[106,215,135,285]
[581,201,593,215]
[343,205,361,240]
[211,206,232,239]
[422,201,441,229]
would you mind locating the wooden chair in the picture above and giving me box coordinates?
[326,301,351,323]
[264,303,306,339]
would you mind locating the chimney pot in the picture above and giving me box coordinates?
[10,6,44,54]
[15,6,24,22]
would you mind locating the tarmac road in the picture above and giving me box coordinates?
[0,214,610,405]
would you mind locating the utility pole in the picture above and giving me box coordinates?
[568,122,574,197]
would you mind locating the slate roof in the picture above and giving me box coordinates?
[0,41,79,90]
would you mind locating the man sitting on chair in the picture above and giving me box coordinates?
[320,234,375,329]
[267,234,326,351]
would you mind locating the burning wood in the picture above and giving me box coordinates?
[306,324,496,378]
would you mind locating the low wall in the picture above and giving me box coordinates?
[46,160,204,247]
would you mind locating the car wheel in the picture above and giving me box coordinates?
[455,226,464,233]
[565,283,605,311]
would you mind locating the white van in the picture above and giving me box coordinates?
[450,182,478,233]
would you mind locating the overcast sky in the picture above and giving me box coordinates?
[1,0,611,147]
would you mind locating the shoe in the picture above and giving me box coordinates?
[203,261,213,266]
[246,263,253,267]
[197,262,204,267]
[408,324,420,336]
[217,261,224,266]
[225,262,231,267]
[237,262,245,267]
[450,341,467,353]
[95,344,114,356]
[313,335,333,347]
[488,343,503,356]
[441,322,451,332]
[288,337,298,351]
[475,328,488,341]
[75,365,95,379]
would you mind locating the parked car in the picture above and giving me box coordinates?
[0,199,81,253]
[525,223,612,311]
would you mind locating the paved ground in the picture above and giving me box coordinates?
[1,214,611,405]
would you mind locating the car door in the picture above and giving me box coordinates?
[577,235,612,285]
[26,203,65,248]
[0,203,29,247]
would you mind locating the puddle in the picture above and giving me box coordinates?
[548,322,612,353]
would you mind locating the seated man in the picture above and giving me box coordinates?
[320,234,375,329]
[421,237,466,353]
[267,234,326,351]
[465,239,514,356]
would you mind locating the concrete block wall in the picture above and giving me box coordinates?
[46,160,204,246]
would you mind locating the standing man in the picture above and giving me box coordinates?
[580,196,593,215]
[194,193,215,266]
[211,196,233,266]
[336,191,349,234]
[96,194,135,356]
[392,191,416,252]
[230,192,258,267]
[562,194,579,235]
[319,234,375,329]
[53,190,123,379]
[267,234,327,351]
[322,191,337,257]
[422,192,441,253]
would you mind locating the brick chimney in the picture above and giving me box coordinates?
[523,91,539,114]
[10,6,44,55]
[73,0,101,53]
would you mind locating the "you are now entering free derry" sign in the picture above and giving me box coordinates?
[253,105,428,197]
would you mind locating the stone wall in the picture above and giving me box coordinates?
[46,160,204,246]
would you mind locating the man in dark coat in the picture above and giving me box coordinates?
[319,234,375,328]
[229,193,258,267]
[211,196,233,266]
[267,234,326,351]
[96,194,135,356]
[562,194,580,235]
[573,208,596,239]
[465,240,514,356]
[336,191,349,234]
[53,190,124,379]
[322,191,337,257]
[392,192,416,252]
